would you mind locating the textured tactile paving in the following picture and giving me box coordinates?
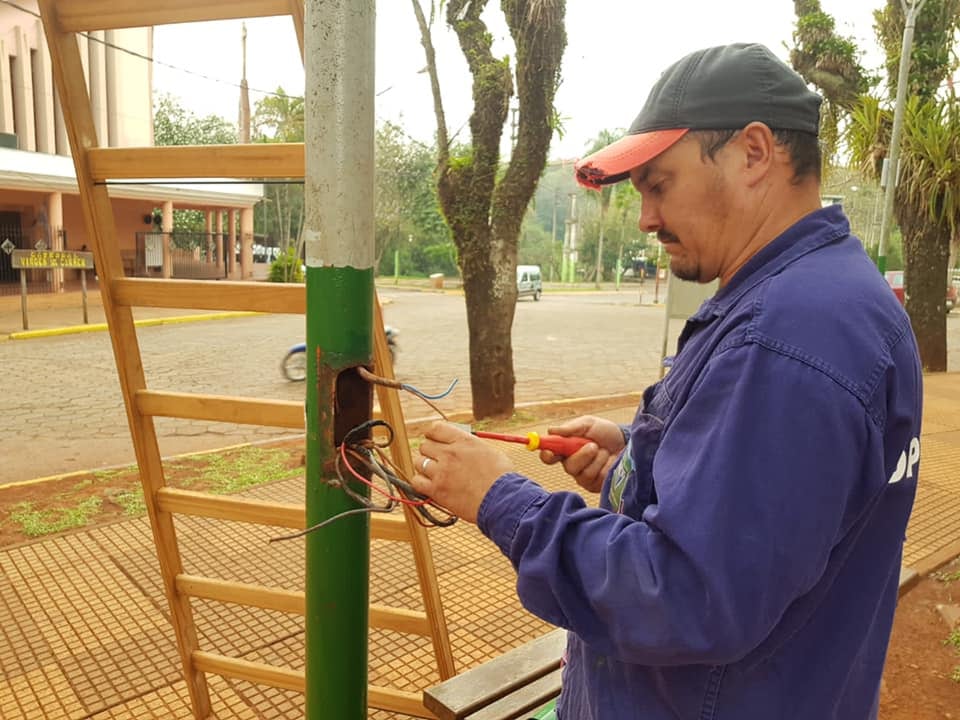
[2,392,958,718]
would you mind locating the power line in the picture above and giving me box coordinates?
[0,0,297,102]
[0,0,440,149]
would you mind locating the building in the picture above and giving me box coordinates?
[0,1,262,296]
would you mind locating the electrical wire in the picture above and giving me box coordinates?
[356,366,455,420]
[269,419,456,541]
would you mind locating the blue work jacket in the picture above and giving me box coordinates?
[477,205,922,719]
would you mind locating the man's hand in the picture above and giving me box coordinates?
[539,416,626,493]
[411,422,514,524]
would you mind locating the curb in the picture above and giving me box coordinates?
[6,311,261,340]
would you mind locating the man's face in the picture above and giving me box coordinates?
[629,134,743,284]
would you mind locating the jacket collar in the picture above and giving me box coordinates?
[690,204,851,321]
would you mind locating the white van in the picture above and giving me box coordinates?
[517,264,542,301]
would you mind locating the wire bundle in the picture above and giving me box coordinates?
[270,419,456,541]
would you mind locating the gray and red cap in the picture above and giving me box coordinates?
[574,43,823,189]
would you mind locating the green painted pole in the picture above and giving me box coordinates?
[304,2,374,719]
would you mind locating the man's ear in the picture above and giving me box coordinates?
[738,122,776,186]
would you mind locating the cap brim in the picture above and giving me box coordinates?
[574,128,689,189]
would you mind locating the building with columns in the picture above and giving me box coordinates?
[0,1,262,295]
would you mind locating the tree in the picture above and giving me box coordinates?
[374,122,451,276]
[153,94,237,233]
[846,0,960,370]
[252,88,306,270]
[154,93,238,146]
[412,0,566,419]
[582,130,621,286]
[789,0,874,167]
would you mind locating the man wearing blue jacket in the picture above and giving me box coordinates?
[411,43,922,719]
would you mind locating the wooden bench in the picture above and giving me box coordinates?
[423,628,566,720]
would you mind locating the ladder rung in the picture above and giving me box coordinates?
[54,0,292,32]
[158,488,303,527]
[88,144,304,181]
[137,389,305,429]
[192,650,304,692]
[175,574,431,635]
[157,487,412,541]
[113,277,305,313]
[191,652,433,717]
[369,604,431,636]
[177,574,303,613]
[370,685,435,718]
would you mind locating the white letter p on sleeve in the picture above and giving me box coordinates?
[888,437,921,484]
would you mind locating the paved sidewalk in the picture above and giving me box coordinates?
[2,292,959,718]
[0,285,255,340]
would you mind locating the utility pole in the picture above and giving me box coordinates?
[565,193,578,283]
[238,22,250,144]
[877,0,928,274]
[551,189,558,282]
[304,2,374,719]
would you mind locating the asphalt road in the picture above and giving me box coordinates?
[0,288,669,485]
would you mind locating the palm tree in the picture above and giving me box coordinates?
[848,95,960,369]
[583,130,621,287]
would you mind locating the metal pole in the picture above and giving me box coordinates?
[81,268,88,324]
[19,269,28,330]
[877,0,927,273]
[304,2,375,719]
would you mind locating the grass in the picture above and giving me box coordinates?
[195,446,303,494]
[5,446,303,540]
[937,560,960,682]
[10,497,103,537]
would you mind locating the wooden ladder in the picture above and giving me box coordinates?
[37,1,454,717]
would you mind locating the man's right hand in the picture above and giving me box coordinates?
[539,416,627,493]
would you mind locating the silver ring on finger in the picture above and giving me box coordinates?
[421,457,433,472]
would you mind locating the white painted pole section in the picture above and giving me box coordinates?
[304,0,375,270]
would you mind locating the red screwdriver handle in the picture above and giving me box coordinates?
[537,434,591,457]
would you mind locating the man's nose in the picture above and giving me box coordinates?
[638,201,660,233]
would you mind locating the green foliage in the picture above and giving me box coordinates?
[874,0,960,102]
[901,97,960,236]
[197,447,302,494]
[252,88,306,254]
[252,88,304,142]
[933,568,960,583]
[374,121,452,276]
[945,626,960,682]
[112,489,146,516]
[154,93,237,146]
[10,497,103,537]
[268,246,304,283]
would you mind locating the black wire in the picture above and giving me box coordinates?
[269,418,456,541]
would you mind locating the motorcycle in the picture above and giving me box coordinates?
[282,326,399,381]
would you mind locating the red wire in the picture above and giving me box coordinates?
[339,443,428,507]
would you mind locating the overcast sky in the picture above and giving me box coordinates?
[153,1,886,160]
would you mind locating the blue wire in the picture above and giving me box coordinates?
[401,378,459,400]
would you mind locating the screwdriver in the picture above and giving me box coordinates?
[473,430,592,457]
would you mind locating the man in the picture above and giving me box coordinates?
[412,43,921,719]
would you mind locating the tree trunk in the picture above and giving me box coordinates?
[461,230,518,419]
[899,196,949,371]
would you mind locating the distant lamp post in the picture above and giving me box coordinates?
[877,0,929,274]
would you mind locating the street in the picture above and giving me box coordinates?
[4,285,960,486]
[0,288,668,485]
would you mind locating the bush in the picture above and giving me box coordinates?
[268,247,304,283]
